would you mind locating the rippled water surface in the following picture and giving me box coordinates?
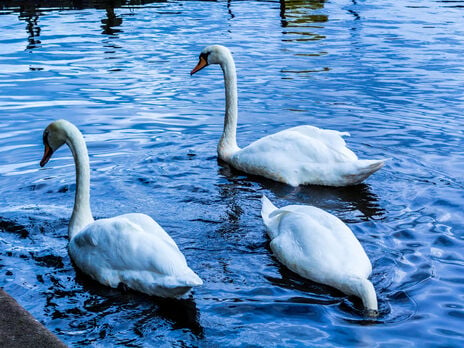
[1,0,464,346]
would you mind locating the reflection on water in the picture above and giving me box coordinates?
[278,0,329,74]
[279,0,327,29]
[219,162,385,221]
[74,270,205,340]
[101,7,122,36]
[21,9,41,51]
[4,0,166,51]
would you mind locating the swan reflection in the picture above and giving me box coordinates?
[219,162,385,221]
[73,269,204,337]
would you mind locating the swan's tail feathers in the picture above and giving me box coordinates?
[261,195,278,220]
[188,272,204,287]
[175,268,203,288]
[149,271,203,298]
[344,159,388,185]
[261,195,282,239]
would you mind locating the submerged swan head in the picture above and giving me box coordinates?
[40,119,72,167]
[190,45,233,75]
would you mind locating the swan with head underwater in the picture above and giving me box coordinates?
[191,45,387,187]
[39,119,202,297]
[261,195,379,317]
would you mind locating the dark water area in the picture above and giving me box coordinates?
[0,0,463,346]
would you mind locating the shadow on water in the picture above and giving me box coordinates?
[266,261,384,322]
[74,268,204,338]
[217,161,386,221]
[264,239,412,324]
[0,217,30,238]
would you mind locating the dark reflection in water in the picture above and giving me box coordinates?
[101,6,122,36]
[23,14,41,50]
[0,217,30,238]
[265,261,344,306]
[13,2,43,52]
[227,0,235,20]
[2,0,166,51]
[278,0,329,74]
[77,273,204,340]
[279,0,327,28]
[218,162,386,221]
[0,0,165,11]
[51,265,204,343]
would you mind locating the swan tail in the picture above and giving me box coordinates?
[343,159,387,185]
[128,270,203,298]
[261,195,278,220]
[169,268,203,288]
[261,195,284,239]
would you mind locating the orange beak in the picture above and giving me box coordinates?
[190,56,208,75]
[40,143,53,167]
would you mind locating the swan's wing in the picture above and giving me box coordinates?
[117,213,181,251]
[289,125,351,152]
[70,214,190,278]
[230,126,385,186]
[267,206,372,281]
[240,126,358,164]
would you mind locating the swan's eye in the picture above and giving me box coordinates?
[43,130,49,145]
[199,52,209,62]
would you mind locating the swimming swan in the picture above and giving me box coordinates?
[261,195,378,316]
[191,45,386,187]
[40,119,202,297]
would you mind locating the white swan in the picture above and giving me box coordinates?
[40,119,202,297]
[261,195,378,316]
[191,45,386,187]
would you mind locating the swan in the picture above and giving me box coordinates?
[261,195,378,316]
[39,119,202,297]
[191,45,386,187]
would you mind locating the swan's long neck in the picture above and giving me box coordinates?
[65,126,94,239]
[218,52,240,161]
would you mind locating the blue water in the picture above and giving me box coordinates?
[1,0,463,346]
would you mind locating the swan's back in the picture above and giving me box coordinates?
[261,196,372,288]
[234,125,357,164]
[230,126,384,186]
[69,213,202,297]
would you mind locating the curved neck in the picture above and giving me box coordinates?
[218,53,240,161]
[348,277,378,314]
[65,125,94,239]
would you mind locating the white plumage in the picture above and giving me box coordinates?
[191,45,386,187]
[261,195,378,315]
[40,120,202,297]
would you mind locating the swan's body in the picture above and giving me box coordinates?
[40,120,202,297]
[261,195,378,315]
[191,45,386,186]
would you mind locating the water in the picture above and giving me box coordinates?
[0,0,463,346]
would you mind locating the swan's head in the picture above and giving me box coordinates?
[40,119,71,167]
[190,45,232,75]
